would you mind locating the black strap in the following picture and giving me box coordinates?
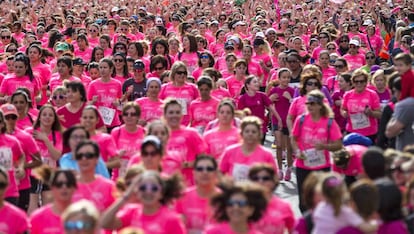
[367,34,375,52]
[304,210,314,233]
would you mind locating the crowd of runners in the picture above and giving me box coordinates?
[0,0,413,233]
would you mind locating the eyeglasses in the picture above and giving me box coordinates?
[154,66,164,71]
[5,115,17,120]
[226,199,249,207]
[327,47,336,50]
[113,59,124,63]
[64,221,93,231]
[340,40,349,43]
[141,150,159,157]
[75,152,97,160]
[53,95,66,100]
[1,35,11,39]
[115,46,125,50]
[89,29,97,33]
[123,112,138,117]
[350,24,358,27]
[251,175,272,182]
[70,135,87,141]
[353,79,366,84]
[306,81,318,86]
[349,45,357,48]
[366,56,375,59]
[334,64,345,69]
[6,48,17,53]
[200,55,209,59]
[287,60,298,64]
[194,166,215,172]
[53,181,73,188]
[176,70,187,75]
[0,181,8,189]
[225,47,234,50]
[138,183,160,192]
[305,102,318,106]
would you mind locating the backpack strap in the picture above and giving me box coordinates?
[327,117,333,142]
[303,210,314,234]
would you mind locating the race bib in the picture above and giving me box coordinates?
[0,147,12,170]
[303,148,326,168]
[119,158,129,178]
[232,163,250,181]
[177,99,188,115]
[98,106,116,125]
[350,113,370,130]
[195,126,205,135]
[42,157,56,168]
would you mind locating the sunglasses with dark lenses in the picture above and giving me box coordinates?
[5,115,17,120]
[176,70,187,75]
[141,150,159,157]
[75,152,97,160]
[138,183,160,192]
[366,56,375,60]
[89,29,97,33]
[353,79,366,84]
[1,35,11,39]
[401,41,409,44]
[53,95,66,100]
[200,55,209,59]
[327,47,336,50]
[226,199,249,207]
[194,166,215,172]
[334,64,345,69]
[122,112,138,117]
[113,59,124,63]
[390,166,403,173]
[115,46,125,50]
[306,81,318,86]
[306,102,318,106]
[64,221,93,231]
[0,181,8,189]
[251,175,272,182]
[350,24,358,27]
[53,181,73,188]
[154,66,164,71]
[6,49,17,53]
[287,60,298,64]
[340,40,349,43]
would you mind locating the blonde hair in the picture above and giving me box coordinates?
[307,90,334,118]
[371,69,385,87]
[62,199,99,231]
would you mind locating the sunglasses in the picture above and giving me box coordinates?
[251,175,272,182]
[53,95,66,100]
[89,29,97,33]
[390,166,403,173]
[194,166,215,172]
[334,64,345,69]
[6,48,17,52]
[113,59,124,63]
[200,55,209,59]
[53,181,73,188]
[1,35,11,39]
[64,221,93,231]
[340,40,349,43]
[154,66,164,71]
[306,102,318,106]
[366,56,375,59]
[75,152,97,160]
[306,81,318,86]
[176,70,187,75]
[141,150,159,157]
[115,46,125,50]
[0,181,8,189]
[287,60,298,64]
[353,79,366,84]
[226,199,249,207]
[122,112,138,117]
[5,115,17,120]
[327,47,336,50]
[138,183,160,192]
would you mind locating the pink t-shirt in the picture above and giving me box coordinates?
[0,75,40,106]
[246,60,264,81]
[342,88,380,136]
[0,202,29,234]
[49,75,81,93]
[117,204,186,234]
[175,186,220,233]
[321,66,336,85]
[74,47,93,62]
[189,97,220,132]
[326,76,340,93]
[269,86,295,126]
[16,113,36,131]
[159,83,199,126]
[176,52,199,74]
[225,75,245,99]
[192,67,204,81]
[219,143,278,181]
[30,204,63,234]
[31,62,52,106]
[167,126,206,185]
[209,41,225,58]
[90,133,118,163]
[253,196,295,234]
[25,128,62,168]
[204,223,264,234]
[211,88,231,100]
[135,97,163,123]
[0,134,24,198]
[292,115,342,170]
[110,125,145,179]
[72,175,116,212]
[87,78,123,127]
[203,126,241,159]
[252,54,272,86]
[238,92,273,132]
[332,144,367,176]
[343,54,366,71]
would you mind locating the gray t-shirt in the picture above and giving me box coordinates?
[394,97,414,150]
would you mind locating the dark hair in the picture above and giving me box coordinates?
[112,52,129,78]
[197,76,213,89]
[76,33,89,47]
[151,38,169,56]
[65,81,87,102]
[150,55,167,72]
[11,89,32,108]
[14,52,35,82]
[112,42,127,55]
[350,179,379,219]
[197,51,215,67]
[211,181,267,222]
[248,163,279,191]
[362,146,386,180]
[163,98,182,116]
[299,72,322,96]
[138,170,183,205]
[57,56,74,75]
[90,46,105,63]
[62,125,90,148]
[240,75,256,95]
[36,166,77,188]
[375,179,403,222]
[100,58,115,70]
[0,112,5,134]
[33,104,62,132]
[47,30,64,49]
[194,154,218,170]
[183,33,198,53]
[99,34,112,48]
[339,73,352,84]
[83,105,101,120]
[75,139,100,157]
[127,42,144,57]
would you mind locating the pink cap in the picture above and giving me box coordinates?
[0,104,18,117]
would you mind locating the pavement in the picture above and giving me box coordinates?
[264,134,301,217]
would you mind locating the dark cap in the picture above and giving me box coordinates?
[224,41,235,49]
[133,59,145,70]
[73,57,87,65]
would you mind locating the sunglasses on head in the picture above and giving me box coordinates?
[75,152,97,160]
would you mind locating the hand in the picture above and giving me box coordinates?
[278,119,283,129]
[126,85,133,95]
[91,95,99,104]
[364,106,373,116]
[15,167,25,180]
[32,130,48,142]
[282,91,292,100]
[315,143,325,150]
[269,93,279,102]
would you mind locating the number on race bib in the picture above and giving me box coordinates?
[303,148,326,168]
[350,113,370,130]
[0,147,12,170]
[98,106,116,125]
[232,163,250,181]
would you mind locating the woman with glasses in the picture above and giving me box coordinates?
[101,170,186,233]
[110,102,145,178]
[291,90,343,212]
[343,39,365,71]
[72,140,116,212]
[248,163,295,234]
[148,55,167,78]
[0,28,15,52]
[311,31,331,62]
[326,58,349,93]
[30,168,77,234]
[26,104,63,214]
[87,23,100,48]
[0,52,41,106]
[347,21,365,45]
[0,165,29,233]
[175,155,220,233]
[204,181,267,234]
[336,34,350,56]
[341,69,381,142]
[112,52,131,85]
[62,198,100,234]
[192,51,215,81]
[59,125,109,178]
[112,42,127,56]
[318,50,336,85]
[159,62,199,126]
[361,51,378,73]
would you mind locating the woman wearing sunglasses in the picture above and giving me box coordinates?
[175,155,220,233]
[72,140,116,212]
[204,181,267,234]
[101,170,186,234]
[0,165,29,233]
[30,167,77,234]
[62,199,99,234]
[341,69,381,142]
[248,163,295,234]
